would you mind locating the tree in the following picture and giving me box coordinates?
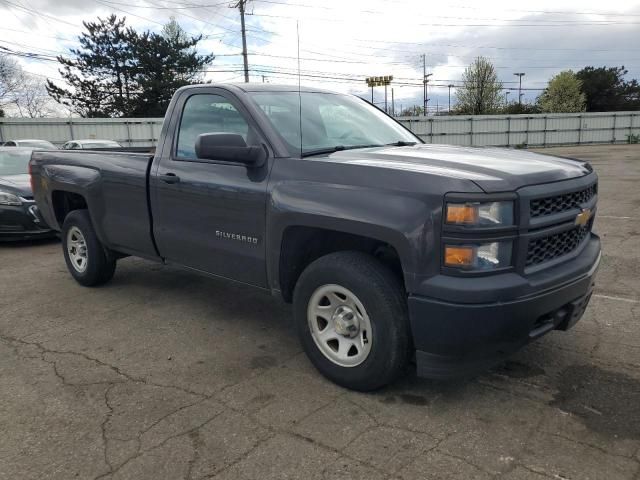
[162,16,190,44]
[46,15,136,117]
[500,102,540,114]
[1,55,58,117]
[398,106,424,116]
[537,70,586,113]
[128,22,213,116]
[576,66,640,111]
[0,54,24,111]
[15,76,58,118]
[47,15,213,118]
[455,57,503,114]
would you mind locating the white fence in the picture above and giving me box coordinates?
[0,117,163,147]
[1,111,639,148]
[397,111,640,147]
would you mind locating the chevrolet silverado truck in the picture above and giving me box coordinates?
[30,84,600,391]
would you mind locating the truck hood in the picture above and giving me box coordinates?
[0,174,32,197]
[321,144,591,192]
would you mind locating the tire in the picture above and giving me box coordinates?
[61,209,116,286]
[293,251,410,391]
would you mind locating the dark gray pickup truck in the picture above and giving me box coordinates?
[30,84,600,391]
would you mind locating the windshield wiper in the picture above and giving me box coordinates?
[385,140,417,146]
[301,144,383,158]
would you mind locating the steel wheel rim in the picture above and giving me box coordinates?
[307,284,373,367]
[66,226,88,273]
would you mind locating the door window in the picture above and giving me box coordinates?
[176,94,251,159]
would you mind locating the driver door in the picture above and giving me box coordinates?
[150,89,271,287]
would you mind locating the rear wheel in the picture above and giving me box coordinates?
[62,210,116,286]
[293,251,410,391]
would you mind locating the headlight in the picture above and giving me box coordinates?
[444,241,513,271]
[0,191,22,206]
[445,201,514,227]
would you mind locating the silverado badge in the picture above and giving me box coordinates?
[215,230,259,244]
[574,208,592,227]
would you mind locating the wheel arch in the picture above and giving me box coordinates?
[275,224,407,303]
[51,190,88,227]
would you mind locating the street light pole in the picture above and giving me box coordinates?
[505,91,510,105]
[447,84,454,113]
[514,73,525,105]
[391,87,395,117]
[384,84,388,113]
[366,76,393,110]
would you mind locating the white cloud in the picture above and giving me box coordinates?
[1,0,639,112]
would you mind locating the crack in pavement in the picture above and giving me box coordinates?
[0,333,209,397]
[0,331,311,480]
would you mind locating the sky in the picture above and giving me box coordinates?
[1,0,640,114]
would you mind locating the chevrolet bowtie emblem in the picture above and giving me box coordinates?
[575,208,592,227]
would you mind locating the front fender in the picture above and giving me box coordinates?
[266,180,438,293]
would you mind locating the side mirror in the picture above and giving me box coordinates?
[195,133,266,167]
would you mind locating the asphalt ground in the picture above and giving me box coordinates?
[1,144,639,480]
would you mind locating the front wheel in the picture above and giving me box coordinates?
[62,209,116,286]
[293,251,410,391]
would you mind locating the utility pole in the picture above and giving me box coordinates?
[423,73,432,116]
[422,54,426,115]
[447,84,454,113]
[514,73,525,105]
[236,0,250,83]
[422,54,432,116]
[505,91,510,105]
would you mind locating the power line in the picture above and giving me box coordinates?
[251,0,640,24]
[247,11,640,26]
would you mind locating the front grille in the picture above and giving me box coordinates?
[526,226,590,267]
[530,184,597,218]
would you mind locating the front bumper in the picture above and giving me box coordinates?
[410,234,600,379]
[0,203,55,241]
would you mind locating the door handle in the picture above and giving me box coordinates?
[159,173,180,184]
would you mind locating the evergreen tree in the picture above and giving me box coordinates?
[47,16,213,117]
[46,15,137,117]
[129,26,213,117]
[576,66,640,111]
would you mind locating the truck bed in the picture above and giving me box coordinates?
[30,149,158,259]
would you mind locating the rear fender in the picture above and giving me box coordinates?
[37,165,108,244]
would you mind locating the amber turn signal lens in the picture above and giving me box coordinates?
[446,204,478,224]
[444,246,475,267]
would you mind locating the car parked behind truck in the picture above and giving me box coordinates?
[0,147,54,240]
[30,83,600,391]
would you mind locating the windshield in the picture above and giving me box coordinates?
[249,91,419,157]
[81,141,121,149]
[0,150,32,175]
[18,140,55,149]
